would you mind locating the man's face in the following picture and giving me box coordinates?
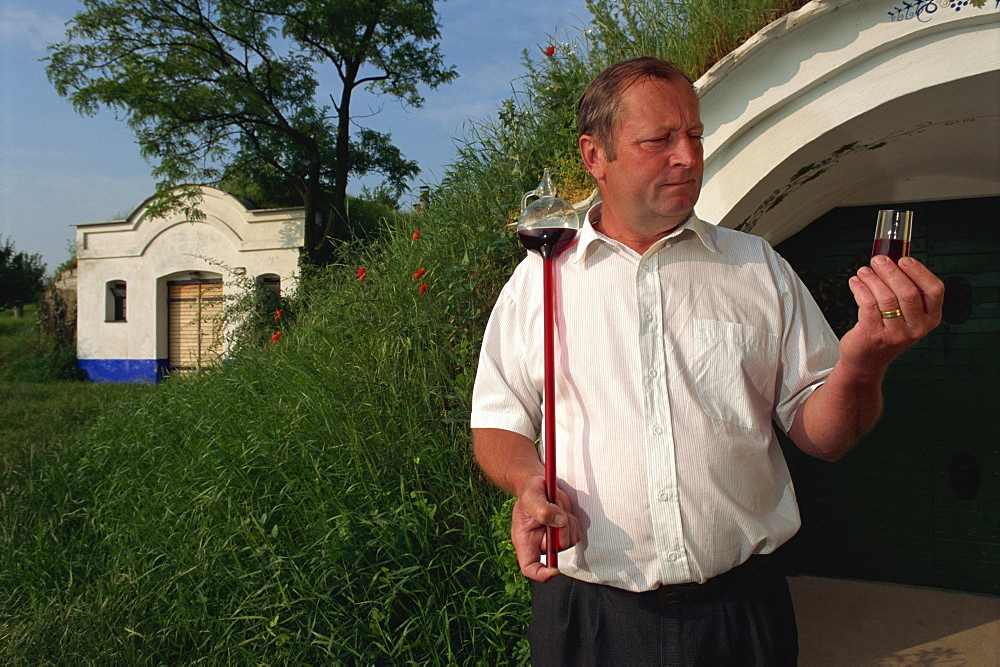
[581,76,704,236]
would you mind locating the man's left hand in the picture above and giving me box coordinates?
[842,254,945,376]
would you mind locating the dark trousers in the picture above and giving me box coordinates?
[528,557,798,666]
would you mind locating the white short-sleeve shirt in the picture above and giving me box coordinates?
[471,206,840,592]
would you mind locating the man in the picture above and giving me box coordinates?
[471,57,943,664]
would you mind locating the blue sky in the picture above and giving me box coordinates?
[0,0,592,272]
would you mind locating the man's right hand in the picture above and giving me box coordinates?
[472,427,582,582]
[511,474,581,582]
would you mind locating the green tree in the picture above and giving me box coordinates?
[0,236,47,312]
[46,0,457,265]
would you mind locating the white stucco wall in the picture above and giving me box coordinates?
[75,186,304,381]
[696,0,1000,244]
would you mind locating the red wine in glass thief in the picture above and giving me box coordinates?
[871,238,910,262]
[872,210,913,262]
[518,227,577,259]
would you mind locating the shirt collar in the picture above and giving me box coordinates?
[571,202,719,264]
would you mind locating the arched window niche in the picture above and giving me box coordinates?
[257,273,281,295]
[105,280,127,322]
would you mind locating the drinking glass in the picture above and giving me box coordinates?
[872,209,913,261]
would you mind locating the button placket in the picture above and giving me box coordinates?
[636,250,690,583]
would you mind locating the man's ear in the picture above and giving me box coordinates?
[579,134,606,181]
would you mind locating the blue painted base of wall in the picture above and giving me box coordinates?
[79,359,169,384]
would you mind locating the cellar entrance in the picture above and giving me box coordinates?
[775,196,999,595]
[167,279,224,374]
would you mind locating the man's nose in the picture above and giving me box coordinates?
[671,136,702,168]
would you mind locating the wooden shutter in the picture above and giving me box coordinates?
[168,280,224,373]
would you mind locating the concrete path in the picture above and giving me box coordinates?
[790,576,1000,666]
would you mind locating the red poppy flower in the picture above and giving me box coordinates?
[412,267,426,281]
[274,309,282,320]
[357,266,366,281]
[418,283,428,294]
[544,45,556,56]
[412,230,421,240]
[270,331,282,344]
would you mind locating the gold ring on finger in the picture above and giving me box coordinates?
[881,308,903,319]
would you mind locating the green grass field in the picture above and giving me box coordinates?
[0,307,144,476]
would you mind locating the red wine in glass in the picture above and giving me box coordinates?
[871,238,910,262]
[518,227,577,259]
[515,176,581,570]
[872,210,912,261]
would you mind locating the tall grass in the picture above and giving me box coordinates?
[0,305,81,383]
[2,1,814,662]
[0,306,138,478]
[0,208,528,664]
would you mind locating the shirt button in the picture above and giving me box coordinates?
[644,312,653,321]
[667,552,679,562]
[658,490,670,501]
[653,426,663,435]
[648,369,658,377]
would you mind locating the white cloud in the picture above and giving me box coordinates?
[0,6,68,52]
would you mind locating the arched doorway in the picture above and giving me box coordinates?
[696,1,1000,593]
[166,275,224,374]
[776,196,999,595]
[698,1,1000,243]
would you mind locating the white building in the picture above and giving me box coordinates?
[75,186,304,383]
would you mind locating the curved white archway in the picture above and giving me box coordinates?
[697,0,1000,244]
[694,0,1000,597]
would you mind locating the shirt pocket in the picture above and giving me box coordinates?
[692,319,779,430]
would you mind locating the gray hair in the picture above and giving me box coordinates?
[577,57,694,161]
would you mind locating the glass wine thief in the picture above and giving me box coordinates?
[517,169,582,259]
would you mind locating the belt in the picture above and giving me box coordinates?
[646,555,772,605]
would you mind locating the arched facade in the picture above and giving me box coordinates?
[698,0,999,242]
[695,0,999,594]
[76,186,304,382]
